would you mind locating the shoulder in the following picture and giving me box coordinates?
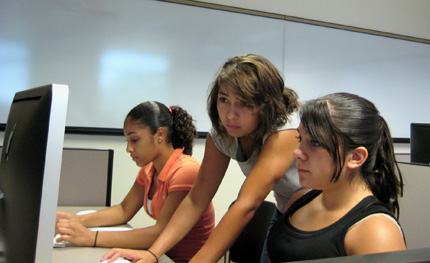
[275,110,301,132]
[172,153,200,172]
[209,127,237,158]
[345,213,406,255]
[263,109,300,145]
[282,189,312,213]
[262,129,299,154]
[164,154,200,189]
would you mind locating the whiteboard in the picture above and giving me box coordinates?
[1,0,429,138]
[283,21,430,139]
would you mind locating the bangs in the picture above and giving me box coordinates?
[301,99,344,182]
[301,99,334,153]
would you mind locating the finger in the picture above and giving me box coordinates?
[56,226,73,237]
[101,248,120,261]
[56,211,71,220]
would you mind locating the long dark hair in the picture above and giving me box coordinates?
[126,101,197,155]
[300,92,403,218]
[207,54,299,153]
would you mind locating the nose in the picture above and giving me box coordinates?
[293,144,306,161]
[226,104,239,120]
[126,142,133,153]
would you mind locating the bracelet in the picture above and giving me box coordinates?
[93,230,99,247]
[145,249,159,263]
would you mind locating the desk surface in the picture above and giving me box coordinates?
[53,206,173,263]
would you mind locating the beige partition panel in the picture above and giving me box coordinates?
[398,162,430,249]
[58,148,113,206]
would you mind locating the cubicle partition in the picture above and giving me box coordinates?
[398,162,430,250]
[58,148,114,206]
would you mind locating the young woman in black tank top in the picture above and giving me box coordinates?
[267,92,406,262]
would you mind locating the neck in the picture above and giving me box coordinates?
[320,171,372,212]
[153,145,175,176]
[239,135,254,156]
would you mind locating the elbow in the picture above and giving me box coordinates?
[230,198,262,222]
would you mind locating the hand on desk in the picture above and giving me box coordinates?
[56,210,78,223]
[101,248,158,263]
[55,211,96,247]
[55,210,78,237]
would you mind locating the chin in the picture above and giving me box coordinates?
[226,131,239,138]
[299,178,311,189]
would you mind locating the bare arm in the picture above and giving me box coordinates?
[91,190,189,248]
[56,181,190,248]
[56,181,144,246]
[57,181,145,227]
[345,214,406,255]
[142,134,230,261]
[191,129,299,262]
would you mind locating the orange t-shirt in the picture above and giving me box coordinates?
[136,148,215,262]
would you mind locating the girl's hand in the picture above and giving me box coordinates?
[55,210,76,223]
[101,248,158,263]
[55,217,95,246]
[55,210,77,236]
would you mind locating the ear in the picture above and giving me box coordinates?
[346,146,368,169]
[155,127,167,143]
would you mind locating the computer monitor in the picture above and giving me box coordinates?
[410,123,430,165]
[0,84,69,263]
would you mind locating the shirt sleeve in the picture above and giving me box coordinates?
[209,126,237,158]
[166,158,200,192]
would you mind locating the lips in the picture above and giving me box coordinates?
[296,168,309,174]
[226,124,239,130]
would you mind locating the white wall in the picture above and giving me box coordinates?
[196,0,430,40]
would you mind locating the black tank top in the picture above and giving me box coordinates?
[267,190,399,262]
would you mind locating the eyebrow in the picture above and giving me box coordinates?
[126,131,137,136]
[218,90,228,96]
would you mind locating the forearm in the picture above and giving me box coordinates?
[149,194,210,257]
[94,226,162,249]
[79,204,131,227]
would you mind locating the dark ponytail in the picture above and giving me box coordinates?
[362,117,403,218]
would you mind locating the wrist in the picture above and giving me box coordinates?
[93,230,99,247]
[145,249,159,263]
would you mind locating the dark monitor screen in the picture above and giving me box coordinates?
[0,84,68,263]
[410,123,430,165]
